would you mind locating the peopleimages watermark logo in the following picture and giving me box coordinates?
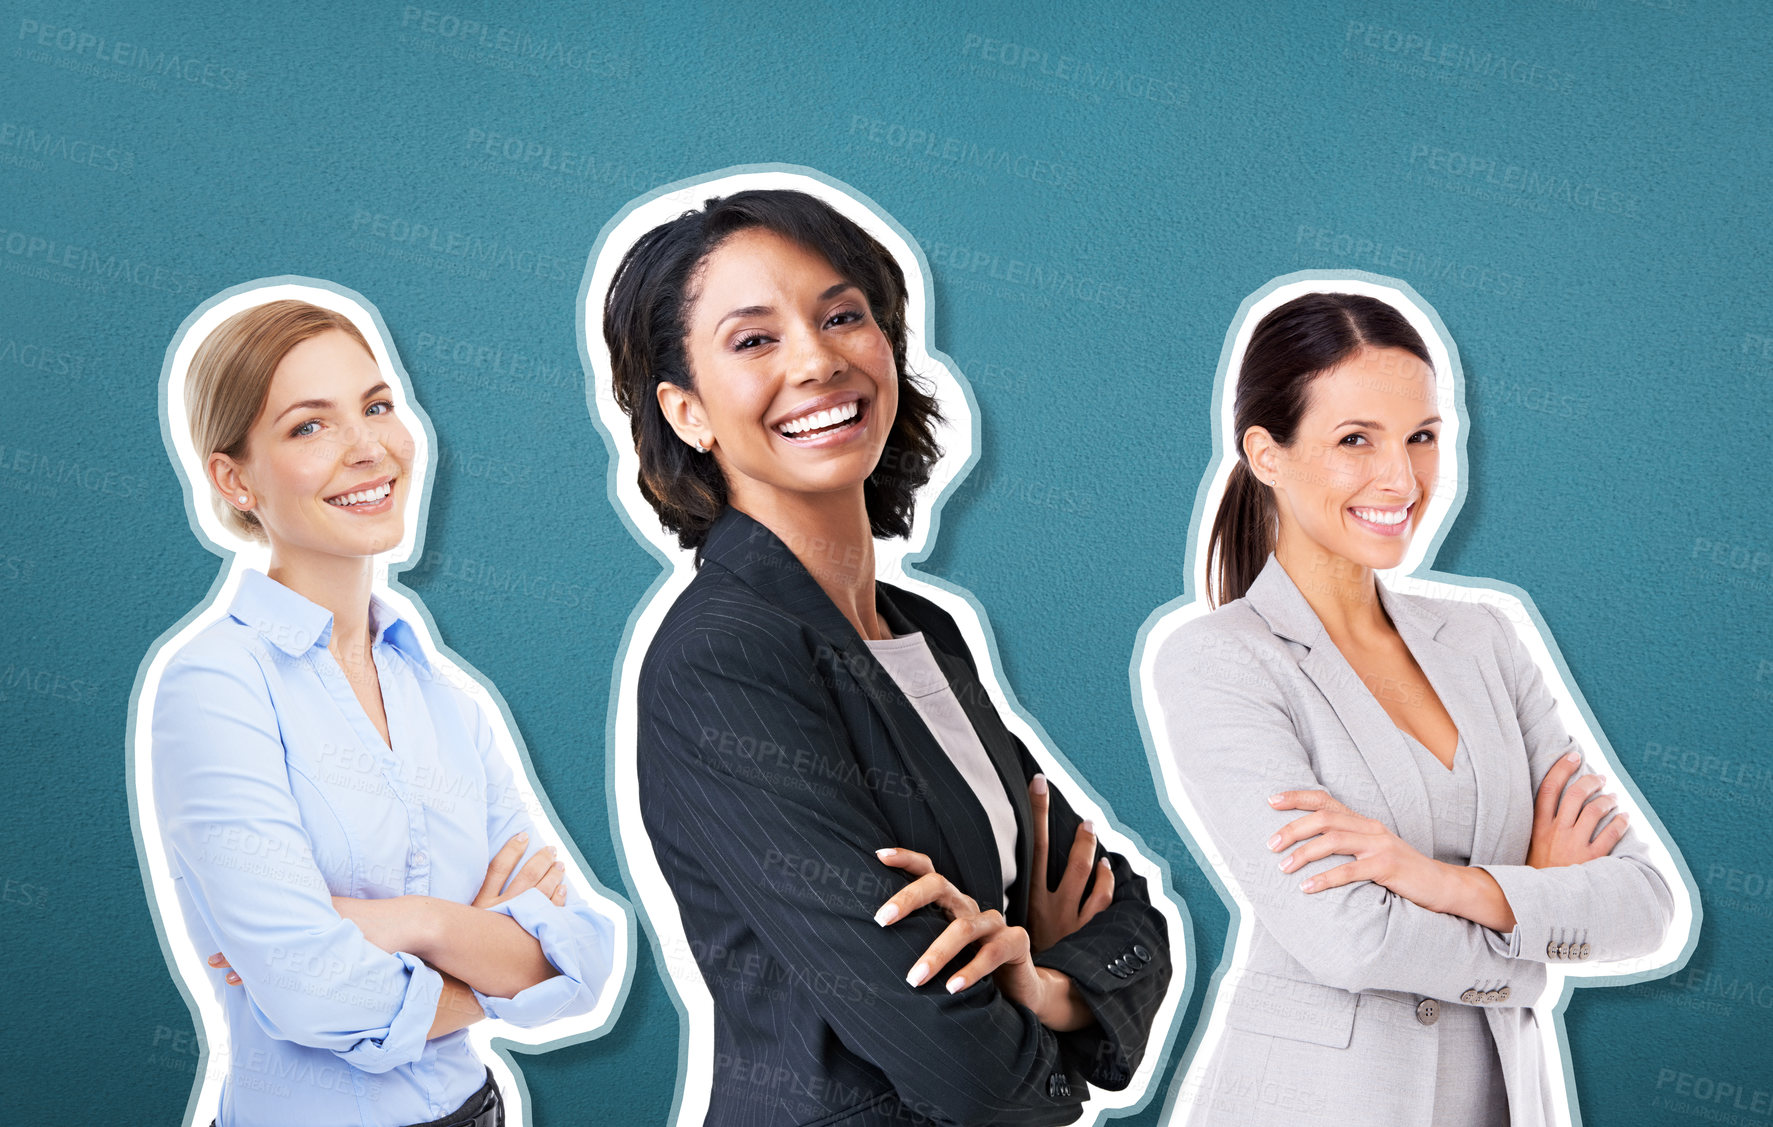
[15,18,250,90]
[1342,20,1574,95]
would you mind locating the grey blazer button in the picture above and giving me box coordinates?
[1578,943,1591,960]
[1460,989,1479,1004]
[1415,999,1440,1025]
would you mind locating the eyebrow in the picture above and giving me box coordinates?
[1335,415,1442,429]
[272,382,391,425]
[713,282,858,333]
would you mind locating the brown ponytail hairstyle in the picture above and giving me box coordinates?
[1207,292,1432,606]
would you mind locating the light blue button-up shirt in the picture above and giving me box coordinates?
[152,569,614,1126]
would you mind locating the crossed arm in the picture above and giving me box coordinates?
[211,832,571,1039]
[1153,610,1671,1003]
[640,623,1168,1121]
[155,647,612,1068]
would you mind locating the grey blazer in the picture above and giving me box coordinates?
[1150,554,1674,1127]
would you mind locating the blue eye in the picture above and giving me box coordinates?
[367,401,394,417]
[291,420,320,438]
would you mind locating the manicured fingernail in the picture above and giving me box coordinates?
[1268,794,1284,806]
[1279,856,1296,873]
[907,961,930,987]
[1031,774,1048,795]
[1266,833,1282,851]
[1617,813,1629,826]
[516,831,529,842]
[226,973,240,984]
[208,954,223,966]
[1564,751,1581,762]
[875,903,899,926]
[946,976,967,994]
[1301,878,1320,892]
[1082,820,1095,835]
[876,848,896,859]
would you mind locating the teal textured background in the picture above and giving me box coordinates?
[2,2,1768,1124]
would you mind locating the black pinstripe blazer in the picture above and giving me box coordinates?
[636,508,1170,1127]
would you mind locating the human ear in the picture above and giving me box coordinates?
[1243,426,1281,489]
[656,382,714,454]
[207,451,252,512]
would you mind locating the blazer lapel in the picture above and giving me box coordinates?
[703,509,1006,905]
[884,588,1033,923]
[1375,583,1517,866]
[1245,555,1435,856]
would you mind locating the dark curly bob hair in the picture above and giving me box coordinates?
[603,188,943,555]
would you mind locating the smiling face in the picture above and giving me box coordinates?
[659,226,898,519]
[1248,345,1441,573]
[209,329,414,563]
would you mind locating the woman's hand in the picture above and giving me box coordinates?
[1026,775,1115,953]
[1527,750,1629,869]
[1269,790,1517,931]
[473,832,568,909]
[319,832,568,959]
[874,847,1092,1031]
[208,952,242,985]
[1268,790,1453,908]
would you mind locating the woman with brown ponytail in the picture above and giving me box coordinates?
[1146,288,1683,1126]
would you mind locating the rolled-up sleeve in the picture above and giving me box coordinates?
[1471,603,1675,965]
[151,642,444,1072]
[462,694,616,1025]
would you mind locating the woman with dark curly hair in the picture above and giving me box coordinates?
[603,188,1171,1127]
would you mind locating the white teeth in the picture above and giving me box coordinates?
[328,482,392,508]
[1353,506,1409,526]
[778,400,860,436]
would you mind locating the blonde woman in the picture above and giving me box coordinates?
[149,297,615,1127]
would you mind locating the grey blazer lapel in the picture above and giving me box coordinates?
[1245,555,1435,856]
[1376,583,1519,866]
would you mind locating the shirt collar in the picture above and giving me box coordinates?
[228,569,431,671]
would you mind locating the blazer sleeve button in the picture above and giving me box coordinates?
[1578,943,1591,960]
[1132,944,1151,964]
[1497,986,1511,1002]
[1546,939,1560,959]
[1460,989,1479,1004]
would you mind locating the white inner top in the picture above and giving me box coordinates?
[865,631,1019,906]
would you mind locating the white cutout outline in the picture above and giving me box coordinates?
[125,276,635,1127]
[575,164,1192,1126]
[1129,270,1700,1127]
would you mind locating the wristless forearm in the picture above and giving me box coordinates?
[405,897,558,998]
[1428,862,1517,932]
